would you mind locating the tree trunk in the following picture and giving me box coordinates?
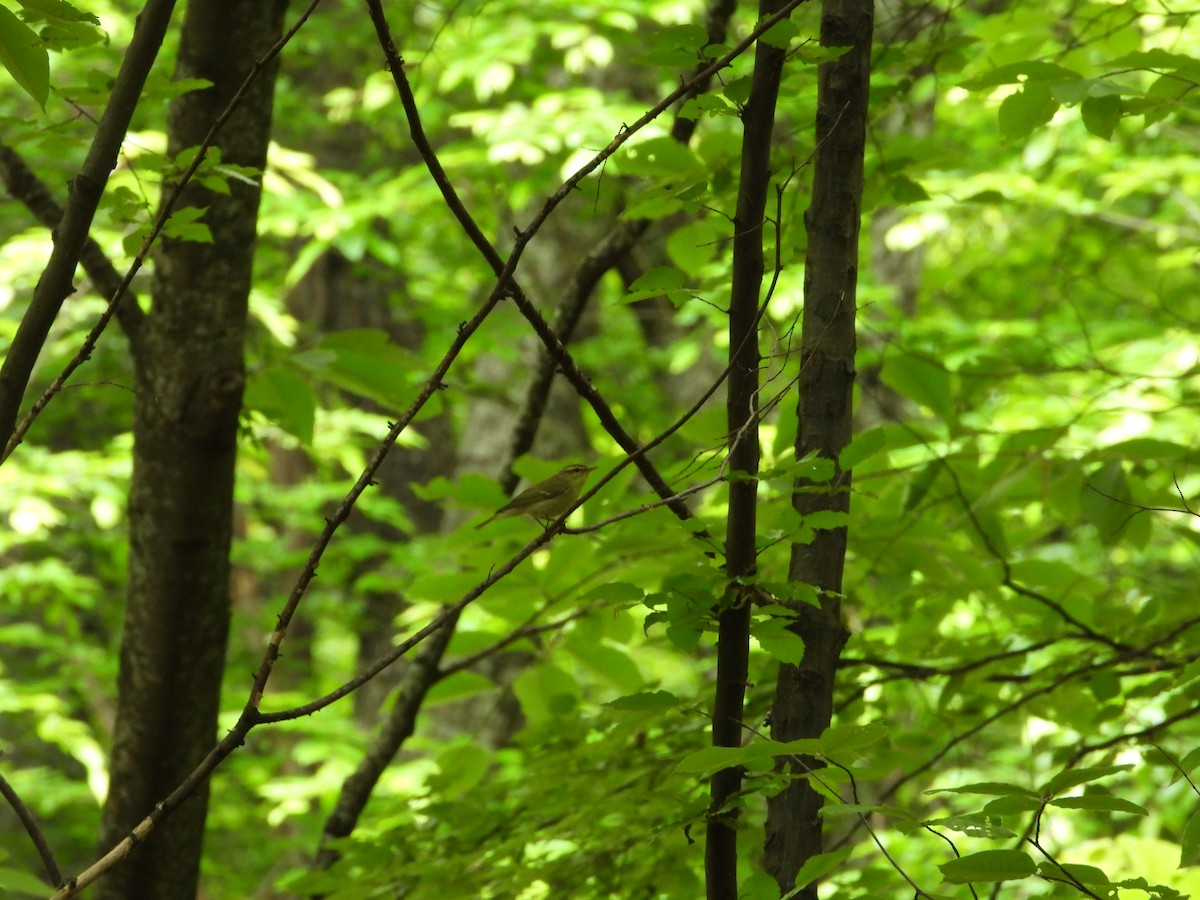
[763,0,872,894]
[96,3,288,898]
[705,1,786,896]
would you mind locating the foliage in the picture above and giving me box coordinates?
[1,0,1200,897]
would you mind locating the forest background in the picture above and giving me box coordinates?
[1,0,1199,898]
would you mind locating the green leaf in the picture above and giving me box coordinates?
[17,0,100,24]
[1081,94,1121,139]
[295,328,410,405]
[758,18,798,50]
[163,206,213,244]
[632,23,707,67]
[674,744,763,775]
[982,795,1042,815]
[0,866,51,896]
[1080,463,1146,547]
[789,847,852,892]
[1088,669,1121,703]
[998,84,1059,142]
[1181,808,1200,867]
[903,461,940,511]
[1099,437,1197,462]
[886,173,930,204]
[820,803,917,823]
[606,690,680,712]
[621,265,689,304]
[939,849,1036,884]
[839,427,887,471]
[788,43,853,66]
[754,617,806,664]
[567,640,644,692]
[429,740,490,797]
[666,219,723,272]
[1107,49,1200,70]
[881,348,953,420]
[926,814,1015,839]
[959,61,1082,90]
[723,76,752,105]
[512,663,579,724]
[760,453,836,484]
[819,721,888,752]
[1049,795,1147,816]
[677,93,736,121]
[928,781,1039,798]
[244,364,316,444]
[1040,764,1132,797]
[1036,861,1112,886]
[618,137,698,178]
[0,5,48,108]
[577,582,645,607]
[1179,747,1200,775]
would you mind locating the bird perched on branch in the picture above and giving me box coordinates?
[475,463,596,530]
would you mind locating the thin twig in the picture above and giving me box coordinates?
[0,766,62,888]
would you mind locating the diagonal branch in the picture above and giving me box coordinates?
[0,766,62,889]
[365,0,807,532]
[0,141,145,339]
[506,0,740,479]
[0,0,177,451]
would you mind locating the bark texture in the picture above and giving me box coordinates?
[764,0,873,893]
[96,3,288,898]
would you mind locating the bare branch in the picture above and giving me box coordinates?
[0,765,62,888]
[0,0,177,453]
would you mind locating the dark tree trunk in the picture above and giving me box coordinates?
[96,3,288,898]
[763,0,873,894]
[705,1,786,896]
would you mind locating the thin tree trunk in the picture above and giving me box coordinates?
[764,0,872,893]
[96,3,288,898]
[705,1,787,896]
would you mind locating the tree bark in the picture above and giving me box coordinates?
[96,3,288,898]
[705,2,786,896]
[764,0,872,894]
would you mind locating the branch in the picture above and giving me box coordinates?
[0,141,144,339]
[313,609,461,874]
[365,0,808,534]
[840,638,1058,683]
[937,453,1151,657]
[0,0,176,452]
[1086,476,1199,537]
[0,766,62,888]
[436,608,588,680]
[829,621,1200,858]
[505,0,741,477]
[2,0,326,463]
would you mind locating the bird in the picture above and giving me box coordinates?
[474,463,596,530]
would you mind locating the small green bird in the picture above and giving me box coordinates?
[475,464,596,530]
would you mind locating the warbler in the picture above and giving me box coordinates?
[475,463,596,530]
